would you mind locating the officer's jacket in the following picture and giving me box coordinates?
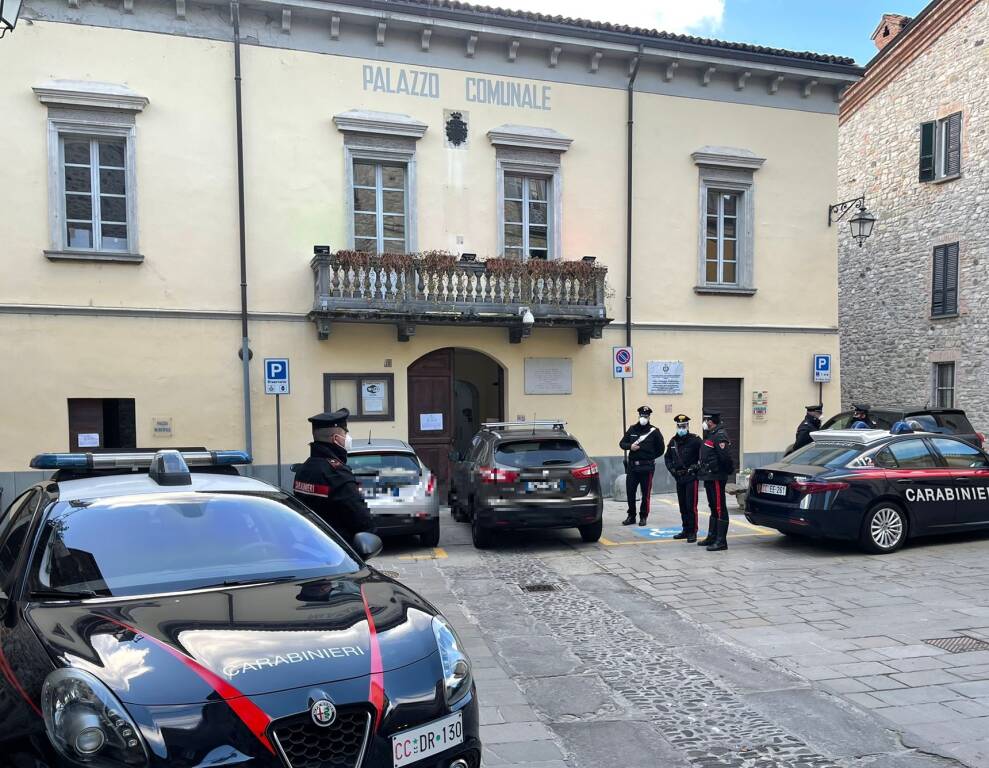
[790,416,821,454]
[698,427,734,481]
[293,441,375,544]
[619,423,666,467]
[664,432,703,483]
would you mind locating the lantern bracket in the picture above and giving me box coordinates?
[828,195,866,227]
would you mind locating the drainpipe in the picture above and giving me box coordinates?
[232,0,253,459]
[620,46,642,437]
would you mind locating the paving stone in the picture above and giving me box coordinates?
[871,686,961,706]
[483,740,567,764]
[858,675,908,691]
[948,680,989,698]
[905,717,989,746]
[828,661,899,677]
[480,721,557,744]
[872,703,962,726]
[520,674,623,720]
[888,670,962,687]
[552,721,691,768]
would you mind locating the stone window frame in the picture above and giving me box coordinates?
[488,125,572,261]
[930,241,960,319]
[691,146,765,295]
[931,361,956,409]
[334,110,427,253]
[34,81,148,263]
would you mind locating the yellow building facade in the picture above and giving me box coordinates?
[0,0,861,498]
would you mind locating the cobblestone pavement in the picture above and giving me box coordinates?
[376,493,989,768]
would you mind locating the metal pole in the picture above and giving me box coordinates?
[621,378,628,466]
[232,0,253,459]
[819,381,823,408]
[624,47,642,348]
[275,393,282,489]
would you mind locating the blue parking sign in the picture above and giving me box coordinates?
[264,358,290,394]
[814,354,831,383]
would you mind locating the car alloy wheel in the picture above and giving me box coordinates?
[864,505,906,553]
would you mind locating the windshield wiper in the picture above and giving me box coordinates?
[31,588,101,600]
[220,575,299,588]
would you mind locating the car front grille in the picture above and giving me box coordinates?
[271,707,372,768]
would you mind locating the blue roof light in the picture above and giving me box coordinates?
[212,450,253,465]
[29,450,252,471]
[30,453,92,470]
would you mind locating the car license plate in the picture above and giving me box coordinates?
[361,487,377,498]
[759,483,787,496]
[526,481,561,492]
[392,711,463,768]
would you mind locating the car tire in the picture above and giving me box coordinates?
[420,519,441,548]
[860,502,908,554]
[578,519,603,543]
[471,516,492,549]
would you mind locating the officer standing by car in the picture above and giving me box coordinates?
[293,408,376,545]
[664,414,703,542]
[788,404,823,455]
[697,410,734,551]
[619,405,666,527]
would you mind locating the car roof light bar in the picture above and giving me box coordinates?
[149,450,192,486]
[810,429,911,445]
[481,421,567,430]
[29,450,252,470]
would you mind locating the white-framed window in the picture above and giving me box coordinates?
[920,112,961,182]
[352,160,407,254]
[34,81,147,263]
[503,174,550,260]
[691,146,764,295]
[934,362,955,408]
[705,190,740,285]
[60,136,131,252]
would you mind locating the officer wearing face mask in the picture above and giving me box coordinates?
[619,405,666,526]
[697,410,734,552]
[293,408,375,545]
[664,414,703,542]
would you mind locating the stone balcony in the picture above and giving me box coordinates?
[309,252,611,344]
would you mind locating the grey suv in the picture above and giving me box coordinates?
[448,421,603,548]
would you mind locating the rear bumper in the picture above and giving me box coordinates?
[372,513,438,536]
[745,496,858,541]
[474,498,602,530]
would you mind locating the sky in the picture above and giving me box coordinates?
[489,0,932,65]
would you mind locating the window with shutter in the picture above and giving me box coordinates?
[919,121,936,182]
[931,242,959,317]
[944,112,962,177]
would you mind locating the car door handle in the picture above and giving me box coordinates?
[957,477,971,483]
[895,479,912,484]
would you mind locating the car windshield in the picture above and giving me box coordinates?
[33,492,360,598]
[349,452,421,484]
[781,442,866,468]
[495,439,587,468]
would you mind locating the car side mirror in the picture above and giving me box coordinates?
[352,532,383,560]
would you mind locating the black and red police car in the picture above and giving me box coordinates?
[747,426,989,553]
[0,450,480,768]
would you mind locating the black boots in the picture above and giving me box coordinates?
[706,519,729,551]
[697,514,716,546]
[638,514,648,527]
[622,512,636,525]
[673,530,697,542]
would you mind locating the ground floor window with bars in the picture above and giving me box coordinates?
[503,174,550,260]
[705,190,740,284]
[934,362,955,408]
[931,242,959,317]
[352,161,407,253]
[61,136,130,251]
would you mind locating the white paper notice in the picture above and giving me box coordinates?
[420,413,444,431]
[78,433,100,448]
[361,381,386,414]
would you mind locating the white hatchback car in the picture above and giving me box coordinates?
[348,439,441,547]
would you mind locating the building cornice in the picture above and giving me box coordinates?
[691,146,765,171]
[333,109,428,138]
[32,80,150,112]
[487,124,573,152]
[840,0,981,124]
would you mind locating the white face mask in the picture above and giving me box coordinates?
[638,416,649,426]
[344,433,353,451]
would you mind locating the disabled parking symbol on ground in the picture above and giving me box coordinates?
[632,526,707,539]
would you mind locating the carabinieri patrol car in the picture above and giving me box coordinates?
[747,426,989,553]
[0,450,480,768]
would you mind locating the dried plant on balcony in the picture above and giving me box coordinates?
[415,250,458,272]
[334,250,372,270]
[483,257,528,278]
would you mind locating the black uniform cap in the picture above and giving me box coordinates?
[308,408,350,429]
[702,410,720,423]
[674,414,691,425]
[637,405,653,416]
[852,403,871,413]
[806,404,824,413]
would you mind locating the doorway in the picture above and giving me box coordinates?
[702,378,742,472]
[408,348,504,497]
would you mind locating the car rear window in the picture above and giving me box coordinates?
[33,493,359,597]
[495,439,587,468]
[349,453,421,484]
[781,442,866,468]
[934,412,975,434]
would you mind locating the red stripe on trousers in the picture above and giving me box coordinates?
[714,481,723,519]
[692,481,698,531]
[360,586,385,732]
[644,474,652,514]
[103,617,274,754]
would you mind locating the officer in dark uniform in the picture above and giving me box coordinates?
[851,403,877,429]
[664,414,703,542]
[293,408,375,545]
[789,404,823,454]
[619,405,666,526]
[697,410,734,552]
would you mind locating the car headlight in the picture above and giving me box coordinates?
[431,616,472,706]
[42,668,149,767]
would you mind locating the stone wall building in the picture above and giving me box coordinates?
[838,0,989,429]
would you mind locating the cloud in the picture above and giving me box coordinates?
[490,0,726,35]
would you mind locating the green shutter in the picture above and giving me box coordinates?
[919,121,936,182]
[931,245,946,315]
[945,113,962,177]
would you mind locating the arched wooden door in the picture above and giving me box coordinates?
[408,349,455,496]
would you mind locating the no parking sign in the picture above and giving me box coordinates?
[613,347,633,379]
